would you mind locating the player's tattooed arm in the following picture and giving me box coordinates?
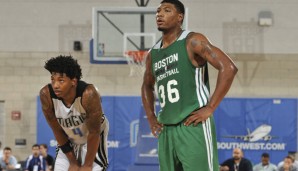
[82,85,102,135]
[39,86,68,142]
[184,33,238,126]
[187,33,220,67]
[81,85,102,168]
[39,86,55,120]
[39,85,78,167]
[190,38,217,60]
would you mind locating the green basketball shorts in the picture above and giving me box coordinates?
[158,116,219,171]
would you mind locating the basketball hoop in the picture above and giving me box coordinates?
[125,50,148,62]
[124,50,148,77]
[123,32,155,77]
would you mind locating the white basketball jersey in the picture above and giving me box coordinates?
[49,81,89,145]
[49,81,109,170]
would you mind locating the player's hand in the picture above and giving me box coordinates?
[79,166,92,171]
[184,106,214,126]
[148,116,163,138]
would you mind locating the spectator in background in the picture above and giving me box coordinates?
[40,144,54,171]
[220,148,253,171]
[25,144,46,171]
[278,155,298,169]
[0,142,3,158]
[253,152,277,171]
[278,155,298,171]
[0,146,18,170]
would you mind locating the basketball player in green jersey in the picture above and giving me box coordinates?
[141,0,238,171]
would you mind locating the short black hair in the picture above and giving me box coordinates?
[4,147,12,151]
[161,0,185,14]
[286,155,295,162]
[44,55,82,80]
[262,152,269,158]
[40,144,48,149]
[32,144,40,149]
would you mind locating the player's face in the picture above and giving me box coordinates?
[51,72,76,99]
[156,3,183,31]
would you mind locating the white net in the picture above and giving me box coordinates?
[123,33,155,77]
[124,50,148,77]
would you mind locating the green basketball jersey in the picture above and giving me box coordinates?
[151,30,210,124]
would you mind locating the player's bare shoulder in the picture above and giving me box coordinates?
[145,49,152,66]
[39,85,55,120]
[186,32,210,49]
[82,84,100,99]
[185,32,211,66]
[39,85,51,108]
[39,85,49,96]
[81,84,101,112]
[143,51,155,85]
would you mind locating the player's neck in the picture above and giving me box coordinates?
[161,28,183,48]
[62,87,77,107]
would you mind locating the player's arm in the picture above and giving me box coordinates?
[184,33,238,126]
[141,53,163,137]
[39,86,79,167]
[80,85,102,169]
[191,33,238,111]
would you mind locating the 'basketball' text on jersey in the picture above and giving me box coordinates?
[156,68,179,82]
[154,53,180,82]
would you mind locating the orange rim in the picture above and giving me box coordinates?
[125,51,148,62]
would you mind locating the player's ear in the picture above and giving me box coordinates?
[178,13,184,25]
[71,78,77,87]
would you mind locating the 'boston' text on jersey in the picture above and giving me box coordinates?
[154,53,178,71]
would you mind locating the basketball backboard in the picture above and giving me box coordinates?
[91,7,188,64]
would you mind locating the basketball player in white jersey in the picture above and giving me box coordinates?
[39,55,109,171]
